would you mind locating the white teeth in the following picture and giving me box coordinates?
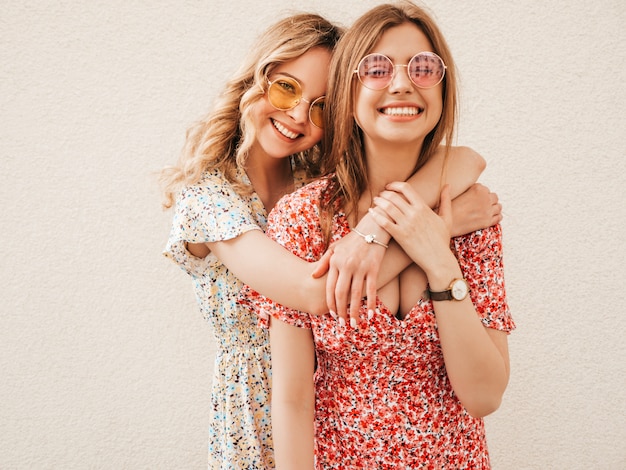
[272,119,299,139]
[382,107,421,116]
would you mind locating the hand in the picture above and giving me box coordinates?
[369,182,455,275]
[450,183,502,236]
[310,250,331,279]
[320,232,385,326]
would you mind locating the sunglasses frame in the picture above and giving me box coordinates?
[354,52,447,90]
[266,76,326,129]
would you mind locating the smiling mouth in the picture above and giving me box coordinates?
[379,106,423,117]
[272,119,300,140]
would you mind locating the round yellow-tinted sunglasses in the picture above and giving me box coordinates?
[267,76,325,129]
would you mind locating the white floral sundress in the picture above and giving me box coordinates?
[164,160,305,469]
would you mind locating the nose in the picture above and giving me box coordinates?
[285,98,310,124]
[387,64,413,93]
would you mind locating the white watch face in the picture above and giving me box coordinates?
[451,279,469,300]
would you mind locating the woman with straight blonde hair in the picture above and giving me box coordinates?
[245,2,515,468]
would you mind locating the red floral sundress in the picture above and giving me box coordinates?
[242,177,515,469]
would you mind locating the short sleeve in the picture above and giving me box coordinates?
[238,286,312,330]
[454,224,516,333]
[163,170,263,277]
[239,180,331,330]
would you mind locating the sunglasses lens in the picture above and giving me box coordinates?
[268,77,302,110]
[408,52,445,88]
[308,97,325,129]
[357,54,394,90]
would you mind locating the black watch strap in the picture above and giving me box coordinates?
[427,278,469,302]
[426,288,453,301]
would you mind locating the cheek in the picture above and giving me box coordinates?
[248,100,265,128]
[252,93,276,115]
[431,87,444,112]
[353,88,371,130]
[256,96,273,115]
[307,126,324,145]
[423,89,444,122]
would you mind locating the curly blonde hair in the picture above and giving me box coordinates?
[320,1,458,239]
[160,13,343,209]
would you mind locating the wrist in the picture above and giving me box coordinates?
[354,213,390,244]
[424,254,462,290]
[427,277,470,302]
[352,228,389,249]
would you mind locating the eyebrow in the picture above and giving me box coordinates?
[373,51,434,62]
[272,71,297,79]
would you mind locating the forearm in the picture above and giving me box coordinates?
[270,320,316,469]
[427,259,510,418]
[366,180,509,413]
[272,395,315,469]
[209,230,328,315]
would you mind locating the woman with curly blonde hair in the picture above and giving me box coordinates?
[161,10,499,470]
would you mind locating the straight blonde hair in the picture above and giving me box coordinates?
[320,1,458,241]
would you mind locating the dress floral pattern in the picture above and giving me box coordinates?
[241,177,516,469]
[164,160,305,469]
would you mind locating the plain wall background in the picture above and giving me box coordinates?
[2,0,625,468]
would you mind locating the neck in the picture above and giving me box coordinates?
[245,149,294,212]
[350,139,421,225]
[364,139,422,195]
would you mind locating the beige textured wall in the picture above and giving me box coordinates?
[2,0,625,468]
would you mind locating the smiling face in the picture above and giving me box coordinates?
[354,22,443,153]
[251,47,331,161]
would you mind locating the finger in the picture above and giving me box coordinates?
[380,186,410,208]
[368,206,394,233]
[493,201,503,216]
[372,196,403,224]
[333,270,351,322]
[365,273,377,320]
[384,181,424,206]
[383,181,412,199]
[383,180,407,192]
[494,202,503,224]
[348,277,364,328]
[325,265,339,319]
[376,189,409,208]
[312,248,332,278]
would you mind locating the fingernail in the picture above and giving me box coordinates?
[367,309,374,320]
[339,317,346,328]
[350,318,357,329]
[329,310,337,320]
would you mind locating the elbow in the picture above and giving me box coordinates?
[458,377,508,418]
[454,376,508,419]
[476,152,487,173]
[307,301,330,316]
[299,278,330,316]
[454,145,487,177]
[465,145,487,174]
[462,394,503,419]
